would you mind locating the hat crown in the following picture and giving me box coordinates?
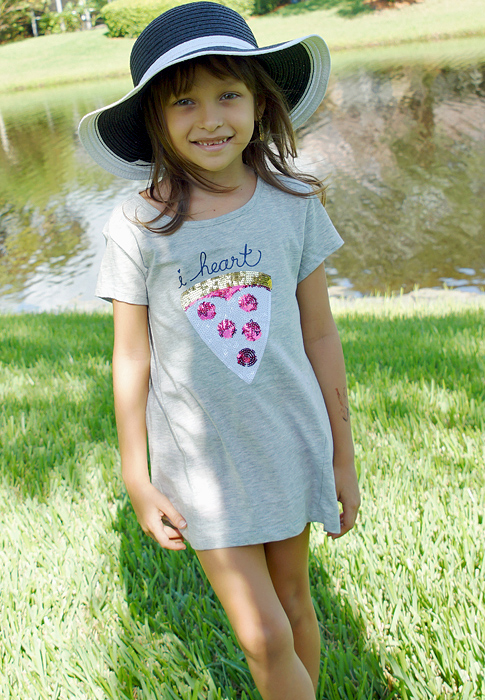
[130,2,258,87]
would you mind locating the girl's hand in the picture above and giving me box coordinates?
[328,459,361,539]
[127,481,188,550]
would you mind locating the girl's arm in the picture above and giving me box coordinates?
[112,300,187,550]
[296,263,360,538]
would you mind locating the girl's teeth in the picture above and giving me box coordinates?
[197,138,228,145]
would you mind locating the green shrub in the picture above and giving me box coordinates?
[101,0,170,37]
[101,0,283,39]
[39,3,82,33]
[253,0,281,14]
[38,0,106,35]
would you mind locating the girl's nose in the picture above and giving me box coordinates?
[197,103,224,132]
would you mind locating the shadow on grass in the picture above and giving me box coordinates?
[113,499,395,698]
[0,312,116,500]
[112,500,259,698]
[269,0,374,19]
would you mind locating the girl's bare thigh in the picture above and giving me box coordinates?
[195,526,318,699]
[195,541,291,655]
[195,525,313,653]
[264,524,313,618]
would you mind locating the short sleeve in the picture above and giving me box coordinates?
[95,209,148,305]
[297,196,344,284]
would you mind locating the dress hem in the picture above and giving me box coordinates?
[187,515,340,551]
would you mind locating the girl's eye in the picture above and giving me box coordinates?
[221,92,239,101]
[174,98,193,106]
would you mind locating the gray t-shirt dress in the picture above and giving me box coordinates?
[96,177,344,549]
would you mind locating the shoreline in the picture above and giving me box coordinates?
[328,286,485,314]
[1,287,483,316]
[2,31,485,95]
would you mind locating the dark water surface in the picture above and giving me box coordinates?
[1,43,484,311]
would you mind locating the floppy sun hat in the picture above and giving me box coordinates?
[78,1,331,180]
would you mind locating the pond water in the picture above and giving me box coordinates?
[1,39,484,312]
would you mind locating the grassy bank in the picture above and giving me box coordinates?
[1,300,484,699]
[1,0,485,92]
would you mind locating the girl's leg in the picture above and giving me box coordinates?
[264,525,320,692]
[196,544,316,700]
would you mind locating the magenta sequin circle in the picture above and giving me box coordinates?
[242,320,261,342]
[218,319,236,338]
[237,348,257,367]
[197,301,216,320]
[238,293,258,312]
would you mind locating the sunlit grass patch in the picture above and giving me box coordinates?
[0,313,115,498]
[0,303,483,698]
[312,300,484,698]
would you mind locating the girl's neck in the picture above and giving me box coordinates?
[140,165,257,222]
[188,165,256,220]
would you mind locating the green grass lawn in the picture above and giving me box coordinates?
[1,0,485,92]
[1,299,484,699]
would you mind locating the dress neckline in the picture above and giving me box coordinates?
[134,176,263,229]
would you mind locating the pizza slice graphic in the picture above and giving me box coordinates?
[181,271,272,384]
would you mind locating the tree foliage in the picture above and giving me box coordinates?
[0,0,47,43]
[0,0,105,43]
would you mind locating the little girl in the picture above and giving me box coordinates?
[79,3,360,698]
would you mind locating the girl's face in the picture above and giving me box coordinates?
[163,65,261,183]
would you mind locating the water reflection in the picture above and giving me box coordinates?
[0,202,86,294]
[0,55,484,311]
[0,80,143,311]
[297,61,485,295]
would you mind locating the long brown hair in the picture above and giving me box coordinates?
[140,54,326,234]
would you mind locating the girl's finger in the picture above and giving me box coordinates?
[155,526,186,550]
[158,497,187,531]
[162,522,185,541]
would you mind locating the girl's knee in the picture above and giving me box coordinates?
[278,585,315,630]
[236,614,294,664]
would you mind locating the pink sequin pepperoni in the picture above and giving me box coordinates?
[242,320,261,341]
[218,319,236,338]
[238,293,258,312]
[237,348,257,367]
[197,301,216,320]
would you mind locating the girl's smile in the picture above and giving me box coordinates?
[164,67,261,185]
[191,136,233,149]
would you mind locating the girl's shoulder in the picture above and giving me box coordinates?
[105,192,163,240]
[270,174,313,195]
[259,175,321,214]
[138,180,171,215]
[100,194,165,269]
